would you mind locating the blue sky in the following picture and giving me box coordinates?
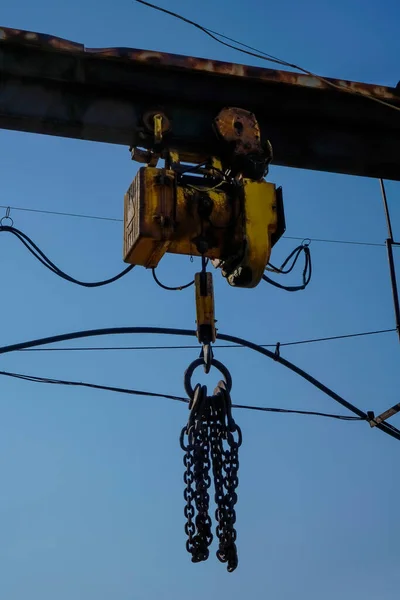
[0,1,400,598]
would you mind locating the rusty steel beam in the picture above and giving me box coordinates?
[1,26,400,179]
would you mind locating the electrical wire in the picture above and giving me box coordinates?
[0,368,363,421]
[0,370,187,403]
[0,205,388,249]
[134,0,400,114]
[12,327,397,351]
[187,181,226,193]
[152,267,194,291]
[0,325,398,440]
[0,225,134,287]
[266,242,310,274]
[0,204,121,222]
[284,235,385,248]
[263,243,312,292]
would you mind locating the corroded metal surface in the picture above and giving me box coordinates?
[0,25,399,179]
[0,27,83,52]
[0,26,398,101]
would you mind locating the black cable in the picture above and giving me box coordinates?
[0,368,364,421]
[0,225,135,287]
[231,403,363,421]
[0,326,398,441]
[280,328,395,347]
[14,327,396,352]
[151,267,194,291]
[263,244,312,292]
[267,243,309,275]
[134,0,285,66]
[0,370,187,403]
[134,1,400,114]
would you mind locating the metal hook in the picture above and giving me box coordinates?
[188,384,207,430]
[199,343,213,374]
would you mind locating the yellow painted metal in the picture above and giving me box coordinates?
[195,272,217,343]
[123,166,280,289]
[225,179,278,288]
[123,167,175,268]
[168,184,239,259]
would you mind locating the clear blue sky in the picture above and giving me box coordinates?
[1,1,400,598]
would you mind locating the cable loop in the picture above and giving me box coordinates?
[0,223,134,286]
[263,242,312,292]
[152,267,194,291]
[0,207,14,227]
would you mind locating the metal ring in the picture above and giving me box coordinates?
[184,358,232,400]
[302,238,311,247]
[0,216,13,227]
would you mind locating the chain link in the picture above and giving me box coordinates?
[180,363,242,572]
[180,385,213,563]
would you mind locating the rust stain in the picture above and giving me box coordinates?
[215,107,261,153]
[0,26,83,51]
[0,25,399,103]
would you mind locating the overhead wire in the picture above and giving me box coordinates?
[284,235,385,248]
[0,325,398,440]
[134,0,400,114]
[0,368,363,421]
[0,205,388,249]
[13,327,396,351]
[0,225,134,287]
[0,204,121,222]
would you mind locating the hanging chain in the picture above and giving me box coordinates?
[180,359,242,572]
[180,384,213,562]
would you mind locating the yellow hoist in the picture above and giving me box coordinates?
[123,106,285,364]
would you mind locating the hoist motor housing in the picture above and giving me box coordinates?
[123,166,285,288]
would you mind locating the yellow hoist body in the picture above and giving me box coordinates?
[122,106,286,347]
[123,166,283,289]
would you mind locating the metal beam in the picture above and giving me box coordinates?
[1,27,400,179]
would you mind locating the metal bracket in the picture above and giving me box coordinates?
[130,146,159,167]
[368,403,400,428]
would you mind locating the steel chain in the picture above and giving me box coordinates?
[181,361,242,572]
[180,385,213,563]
